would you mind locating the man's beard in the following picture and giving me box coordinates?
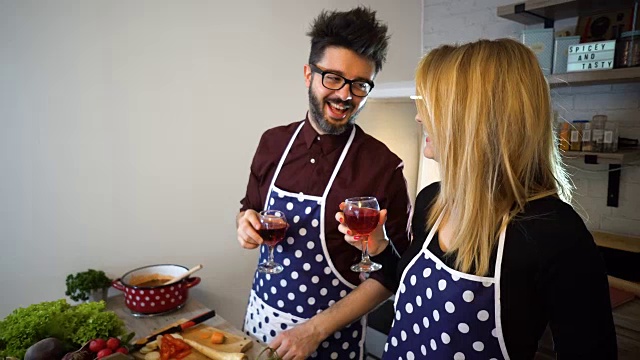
[308,83,363,135]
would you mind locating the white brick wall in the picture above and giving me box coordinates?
[422,0,640,236]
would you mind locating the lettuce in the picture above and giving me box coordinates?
[0,300,125,359]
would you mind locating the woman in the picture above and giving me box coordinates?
[343,39,617,359]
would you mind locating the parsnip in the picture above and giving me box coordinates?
[182,339,247,360]
[144,351,160,360]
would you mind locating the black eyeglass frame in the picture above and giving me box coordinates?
[309,64,375,97]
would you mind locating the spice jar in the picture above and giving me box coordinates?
[603,122,619,152]
[616,31,640,68]
[559,122,571,151]
[570,120,587,151]
[591,115,607,152]
[581,120,592,151]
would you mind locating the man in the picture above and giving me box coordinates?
[237,6,411,359]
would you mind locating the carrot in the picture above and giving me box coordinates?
[200,331,212,340]
[210,331,225,345]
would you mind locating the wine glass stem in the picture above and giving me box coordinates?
[268,245,275,264]
[361,236,371,264]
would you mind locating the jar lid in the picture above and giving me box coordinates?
[621,30,640,38]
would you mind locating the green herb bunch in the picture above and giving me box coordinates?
[65,269,112,302]
[0,299,125,359]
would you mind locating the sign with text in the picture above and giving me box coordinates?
[568,50,615,63]
[568,41,616,54]
[567,60,614,72]
[567,40,616,72]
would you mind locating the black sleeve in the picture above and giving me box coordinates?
[370,244,401,292]
[368,164,412,289]
[533,201,617,359]
[379,182,440,293]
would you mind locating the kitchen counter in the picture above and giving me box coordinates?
[106,295,266,360]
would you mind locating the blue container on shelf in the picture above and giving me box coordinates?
[521,28,554,75]
[553,36,581,74]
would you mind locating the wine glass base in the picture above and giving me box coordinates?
[258,262,284,274]
[351,261,382,273]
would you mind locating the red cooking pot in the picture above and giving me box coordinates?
[112,264,201,315]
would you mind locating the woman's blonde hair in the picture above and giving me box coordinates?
[415,38,572,276]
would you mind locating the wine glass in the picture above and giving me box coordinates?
[344,197,382,272]
[257,210,288,274]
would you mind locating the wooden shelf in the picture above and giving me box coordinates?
[497,0,637,25]
[368,68,640,97]
[594,232,640,297]
[563,149,639,206]
[563,149,640,165]
[593,231,640,253]
[609,276,640,297]
[548,67,640,88]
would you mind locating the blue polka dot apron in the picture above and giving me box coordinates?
[244,121,366,359]
[383,212,510,360]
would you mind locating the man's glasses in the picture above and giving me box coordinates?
[309,64,374,97]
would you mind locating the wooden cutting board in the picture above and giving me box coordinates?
[133,320,253,360]
[182,324,253,353]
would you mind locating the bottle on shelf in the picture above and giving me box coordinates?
[581,120,592,151]
[591,115,607,152]
[570,120,588,151]
[603,122,619,152]
[559,121,571,151]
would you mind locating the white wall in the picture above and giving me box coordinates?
[421,0,640,236]
[0,0,422,325]
[360,101,423,203]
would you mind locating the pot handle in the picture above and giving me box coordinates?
[184,277,201,289]
[112,278,125,292]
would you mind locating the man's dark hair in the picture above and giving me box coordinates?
[307,6,389,74]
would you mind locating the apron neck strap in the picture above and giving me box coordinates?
[321,126,356,200]
[266,121,305,205]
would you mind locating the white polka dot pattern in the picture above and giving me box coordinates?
[441,332,450,344]
[463,290,475,302]
[247,185,362,359]
[458,323,470,333]
[478,310,490,321]
[445,301,456,313]
[383,242,506,359]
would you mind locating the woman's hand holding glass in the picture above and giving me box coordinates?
[335,202,389,269]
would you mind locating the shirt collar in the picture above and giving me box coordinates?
[302,115,353,152]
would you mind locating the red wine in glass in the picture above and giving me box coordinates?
[344,197,382,273]
[258,210,288,274]
[344,207,379,235]
[259,223,287,247]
